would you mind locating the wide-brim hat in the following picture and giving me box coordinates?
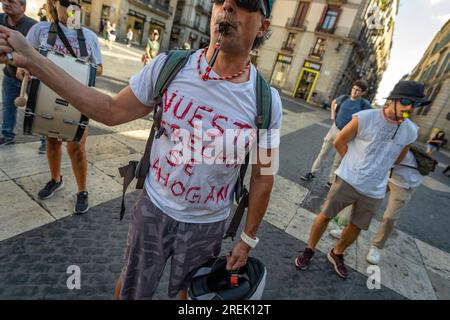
[386,80,431,106]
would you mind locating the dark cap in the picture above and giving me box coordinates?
[386,80,431,106]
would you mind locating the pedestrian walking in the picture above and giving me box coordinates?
[426,130,446,155]
[20,0,103,214]
[0,0,36,148]
[294,80,428,279]
[107,23,116,50]
[329,149,423,265]
[37,3,48,22]
[144,29,160,65]
[300,80,371,187]
[126,27,133,47]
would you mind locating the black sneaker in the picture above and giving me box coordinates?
[74,191,89,215]
[300,172,315,181]
[0,136,15,147]
[294,247,315,270]
[38,177,64,200]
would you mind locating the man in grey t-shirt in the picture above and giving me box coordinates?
[295,80,429,279]
[0,0,36,147]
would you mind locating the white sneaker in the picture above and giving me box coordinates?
[329,228,342,239]
[366,245,382,265]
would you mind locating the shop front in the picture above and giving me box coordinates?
[81,0,91,27]
[127,9,146,44]
[270,54,292,89]
[293,60,322,103]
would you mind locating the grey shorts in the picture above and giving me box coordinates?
[322,177,383,230]
[119,191,226,299]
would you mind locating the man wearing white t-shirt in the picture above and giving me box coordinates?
[295,80,429,279]
[330,150,423,265]
[366,150,423,264]
[0,0,281,299]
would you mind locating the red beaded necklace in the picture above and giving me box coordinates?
[197,47,250,81]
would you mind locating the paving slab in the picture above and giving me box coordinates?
[0,141,71,179]
[92,153,143,185]
[355,235,436,300]
[85,134,136,162]
[15,165,123,220]
[110,129,151,154]
[0,180,54,242]
[415,239,450,281]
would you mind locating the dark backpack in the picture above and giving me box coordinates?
[405,146,438,176]
[119,50,272,240]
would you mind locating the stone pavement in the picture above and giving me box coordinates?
[0,40,449,300]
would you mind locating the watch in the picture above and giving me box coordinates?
[240,232,259,249]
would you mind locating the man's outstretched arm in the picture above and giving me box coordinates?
[0,25,151,126]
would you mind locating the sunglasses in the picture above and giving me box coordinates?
[399,98,422,108]
[59,0,80,8]
[211,0,269,18]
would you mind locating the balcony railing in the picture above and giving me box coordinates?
[196,1,212,15]
[309,48,324,60]
[281,41,295,53]
[316,23,336,34]
[138,0,173,16]
[286,17,306,30]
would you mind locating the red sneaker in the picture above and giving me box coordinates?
[294,247,315,270]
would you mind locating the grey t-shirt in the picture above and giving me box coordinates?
[335,109,418,199]
[0,13,37,79]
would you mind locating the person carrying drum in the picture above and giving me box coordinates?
[17,0,103,214]
[0,0,281,299]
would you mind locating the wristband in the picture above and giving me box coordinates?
[240,232,259,248]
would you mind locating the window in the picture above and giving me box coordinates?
[321,7,339,31]
[293,1,310,28]
[437,52,450,76]
[194,14,201,29]
[422,84,441,116]
[311,37,326,57]
[284,33,296,50]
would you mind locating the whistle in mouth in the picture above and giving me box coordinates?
[219,23,230,34]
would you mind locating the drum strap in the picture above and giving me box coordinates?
[47,22,88,58]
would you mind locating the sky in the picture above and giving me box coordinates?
[375,0,450,104]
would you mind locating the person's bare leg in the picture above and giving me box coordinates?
[46,137,62,182]
[67,130,88,193]
[307,212,332,250]
[334,223,361,255]
[113,279,121,300]
[179,289,188,300]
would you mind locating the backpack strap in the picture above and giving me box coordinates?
[76,28,88,58]
[118,50,194,220]
[47,22,88,58]
[224,70,272,240]
[47,22,58,47]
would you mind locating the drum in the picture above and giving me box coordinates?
[23,48,96,142]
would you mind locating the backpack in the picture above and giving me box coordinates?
[118,50,272,240]
[402,146,438,176]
